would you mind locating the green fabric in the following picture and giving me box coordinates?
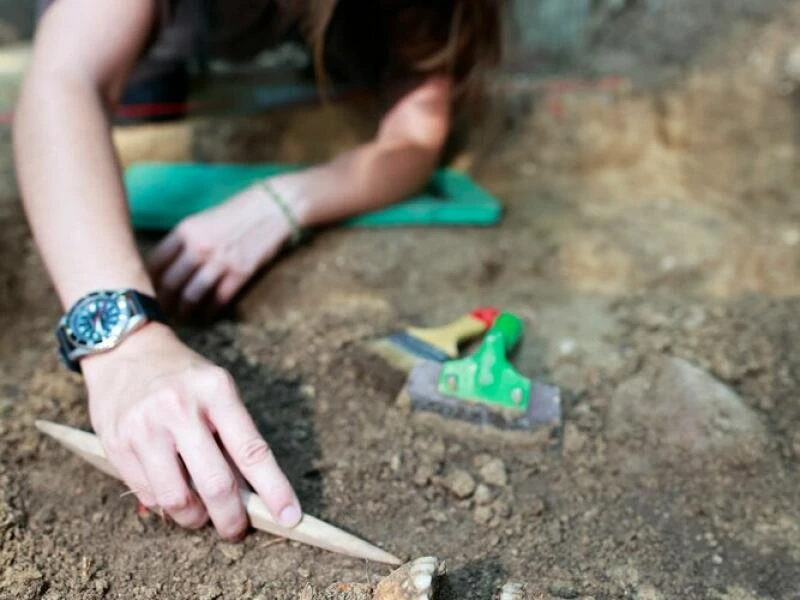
[124,162,503,231]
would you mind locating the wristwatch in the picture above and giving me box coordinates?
[56,289,168,373]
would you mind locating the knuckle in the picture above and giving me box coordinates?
[185,241,211,264]
[121,407,153,436]
[157,489,195,513]
[203,366,236,394]
[153,388,190,417]
[238,438,272,467]
[201,471,237,501]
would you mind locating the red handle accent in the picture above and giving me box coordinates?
[469,307,501,326]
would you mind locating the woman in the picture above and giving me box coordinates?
[14,0,502,541]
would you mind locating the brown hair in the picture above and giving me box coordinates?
[305,0,503,112]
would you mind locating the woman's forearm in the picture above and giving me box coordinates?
[274,74,452,228]
[14,73,154,309]
[283,139,440,227]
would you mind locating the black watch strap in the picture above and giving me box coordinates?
[129,290,168,324]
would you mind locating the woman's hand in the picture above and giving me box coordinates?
[147,179,298,320]
[147,75,453,321]
[82,321,302,540]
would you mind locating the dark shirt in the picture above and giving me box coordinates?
[36,0,390,88]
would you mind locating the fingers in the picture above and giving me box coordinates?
[204,372,302,527]
[215,270,249,308]
[177,262,225,320]
[158,251,200,311]
[173,424,249,540]
[132,430,209,530]
[105,439,157,508]
[147,230,184,279]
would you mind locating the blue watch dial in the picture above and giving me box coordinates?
[67,293,132,347]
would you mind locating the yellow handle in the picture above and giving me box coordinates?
[406,314,488,358]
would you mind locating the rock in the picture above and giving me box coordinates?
[548,582,579,598]
[530,495,546,517]
[195,584,223,600]
[472,453,493,469]
[474,484,493,506]
[479,458,509,487]
[374,556,444,600]
[474,505,494,524]
[783,45,800,84]
[548,520,563,544]
[607,357,767,457]
[298,585,314,600]
[217,543,244,564]
[428,438,447,461]
[492,500,513,519]
[563,423,588,457]
[499,581,527,599]
[442,470,476,499]
[636,584,663,600]
[413,465,434,487]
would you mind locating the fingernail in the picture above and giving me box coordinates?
[279,503,302,527]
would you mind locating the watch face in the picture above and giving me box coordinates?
[66,292,133,348]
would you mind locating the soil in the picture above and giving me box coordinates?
[2,4,800,600]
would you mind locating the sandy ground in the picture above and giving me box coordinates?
[2,3,800,599]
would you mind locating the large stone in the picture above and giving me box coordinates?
[608,357,767,456]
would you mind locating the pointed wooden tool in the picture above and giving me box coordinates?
[34,420,402,565]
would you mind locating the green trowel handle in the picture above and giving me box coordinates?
[488,312,523,350]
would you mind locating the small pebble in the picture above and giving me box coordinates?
[558,338,577,356]
[530,495,546,516]
[548,582,579,599]
[712,554,723,565]
[479,458,508,487]
[413,465,435,487]
[390,454,402,472]
[472,453,493,469]
[660,256,677,272]
[474,505,494,525]
[493,500,512,519]
[635,584,663,600]
[782,228,800,246]
[474,484,493,506]
[563,423,588,456]
[196,584,223,600]
[431,511,448,524]
[429,438,447,460]
[548,520,563,544]
[217,543,244,563]
[442,469,476,499]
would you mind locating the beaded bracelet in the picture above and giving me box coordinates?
[259,179,304,247]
